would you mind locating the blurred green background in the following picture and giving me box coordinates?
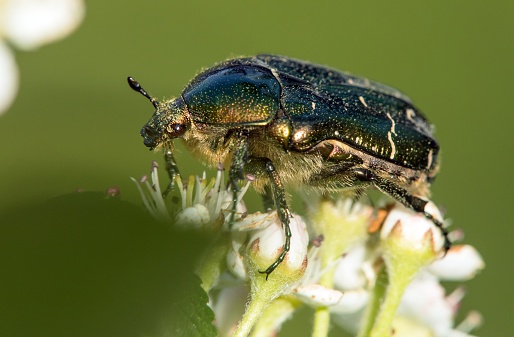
[1,0,512,336]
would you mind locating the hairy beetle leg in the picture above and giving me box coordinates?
[162,149,180,198]
[228,131,250,228]
[354,168,451,254]
[248,158,292,280]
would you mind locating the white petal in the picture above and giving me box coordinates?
[329,290,369,334]
[428,245,484,281]
[329,289,369,314]
[247,213,309,270]
[398,276,454,336]
[175,204,210,228]
[381,205,444,251]
[226,247,248,281]
[293,284,344,307]
[212,285,248,337]
[333,244,368,291]
[232,212,277,231]
[1,0,85,50]
[0,43,18,115]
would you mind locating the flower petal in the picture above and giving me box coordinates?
[0,42,18,115]
[330,290,369,333]
[398,276,454,336]
[1,0,85,50]
[381,205,444,252]
[293,284,344,307]
[333,244,368,291]
[330,289,368,313]
[428,244,484,281]
[212,285,248,337]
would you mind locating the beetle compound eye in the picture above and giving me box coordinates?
[167,123,186,138]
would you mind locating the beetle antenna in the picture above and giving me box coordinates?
[127,76,159,109]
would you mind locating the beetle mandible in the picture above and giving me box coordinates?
[128,54,450,278]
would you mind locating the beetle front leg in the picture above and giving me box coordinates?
[354,168,451,254]
[228,130,250,228]
[246,157,292,279]
[162,149,180,198]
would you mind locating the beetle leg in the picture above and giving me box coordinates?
[228,130,250,228]
[261,185,275,212]
[244,157,292,279]
[162,149,180,198]
[354,168,451,254]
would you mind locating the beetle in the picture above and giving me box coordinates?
[128,54,450,278]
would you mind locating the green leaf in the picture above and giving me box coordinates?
[0,192,217,337]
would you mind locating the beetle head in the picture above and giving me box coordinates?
[128,77,190,150]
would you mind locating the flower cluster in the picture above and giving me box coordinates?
[133,165,484,337]
[0,0,85,115]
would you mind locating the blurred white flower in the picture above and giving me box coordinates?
[0,0,85,115]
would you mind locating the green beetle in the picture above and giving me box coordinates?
[129,54,449,278]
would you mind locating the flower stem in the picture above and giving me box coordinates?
[366,224,437,337]
[357,265,388,337]
[312,307,331,337]
[309,198,370,337]
[232,293,270,337]
[312,266,336,337]
[250,296,301,337]
[369,263,413,337]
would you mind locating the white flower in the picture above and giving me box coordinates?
[132,162,484,337]
[228,211,309,281]
[132,161,250,227]
[380,203,445,253]
[427,244,484,281]
[328,203,483,337]
[246,212,309,273]
[397,275,481,337]
[211,284,249,337]
[0,0,84,115]
[332,243,369,291]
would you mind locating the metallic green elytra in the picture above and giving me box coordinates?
[128,54,450,278]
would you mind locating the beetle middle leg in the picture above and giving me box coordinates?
[354,168,451,253]
[227,132,292,278]
[245,157,292,279]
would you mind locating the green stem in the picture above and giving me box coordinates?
[309,199,370,337]
[366,230,436,337]
[369,264,412,337]
[233,294,269,337]
[250,296,301,337]
[312,307,331,337]
[357,265,388,337]
[312,266,336,337]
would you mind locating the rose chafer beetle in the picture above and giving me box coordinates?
[128,54,450,278]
